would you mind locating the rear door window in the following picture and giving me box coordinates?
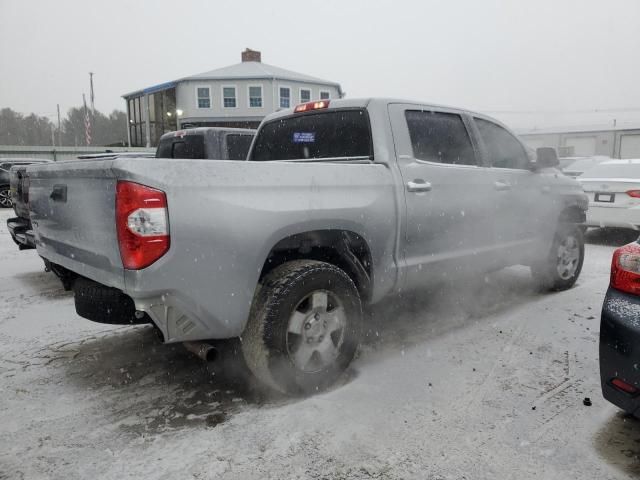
[405,110,477,165]
[250,109,372,161]
[475,118,529,169]
[225,134,254,160]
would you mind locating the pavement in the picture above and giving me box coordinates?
[1,207,640,480]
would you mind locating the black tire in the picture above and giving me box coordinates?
[241,260,362,395]
[0,185,12,208]
[531,223,585,291]
[73,277,151,325]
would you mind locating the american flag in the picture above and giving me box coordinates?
[83,94,92,146]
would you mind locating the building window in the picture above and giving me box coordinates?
[279,87,290,109]
[300,88,311,103]
[248,86,262,108]
[196,87,211,109]
[320,90,330,100]
[222,86,237,108]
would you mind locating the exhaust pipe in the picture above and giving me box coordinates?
[183,341,218,362]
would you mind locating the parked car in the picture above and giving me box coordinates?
[562,156,610,178]
[27,98,587,394]
[578,159,640,230]
[6,128,256,251]
[0,158,51,208]
[600,240,640,415]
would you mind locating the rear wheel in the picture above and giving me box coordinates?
[531,223,584,291]
[241,260,362,395]
[0,185,12,208]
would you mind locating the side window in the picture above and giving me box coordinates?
[279,87,291,109]
[405,110,477,165]
[196,87,211,109]
[222,87,237,108]
[475,118,529,169]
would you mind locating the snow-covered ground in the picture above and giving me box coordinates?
[1,208,639,480]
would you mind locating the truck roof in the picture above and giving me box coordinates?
[261,97,507,128]
[158,127,256,142]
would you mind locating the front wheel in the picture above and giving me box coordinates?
[0,185,12,208]
[241,260,362,395]
[531,223,585,291]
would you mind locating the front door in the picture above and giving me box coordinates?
[471,116,552,263]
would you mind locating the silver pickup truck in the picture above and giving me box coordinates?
[27,98,587,394]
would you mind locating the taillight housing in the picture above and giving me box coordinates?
[611,242,640,296]
[294,100,330,113]
[627,190,640,198]
[116,181,170,270]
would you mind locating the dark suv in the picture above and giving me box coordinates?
[0,158,51,208]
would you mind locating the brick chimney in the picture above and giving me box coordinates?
[241,48,261,63]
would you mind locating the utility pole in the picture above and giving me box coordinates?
[56,104,62,146]
[89,72,95,114]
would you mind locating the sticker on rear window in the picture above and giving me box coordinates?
[293,132,315,143]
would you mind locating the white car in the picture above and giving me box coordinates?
[579,159,640,230]
[562,156,610,178]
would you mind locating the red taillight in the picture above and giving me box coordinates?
[116,181,169,270]
[294,100,330,113]
[627,190,640,198]
[611,378,639,395]
[610,242,640,295]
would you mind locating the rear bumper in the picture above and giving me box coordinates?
[7,216,36,250]
[586,205,640,230]
[600,288,640,415]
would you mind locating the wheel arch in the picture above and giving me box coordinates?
[259,229,373,302]
[558,204,586,225]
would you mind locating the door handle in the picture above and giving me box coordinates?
[407,180,432,193]
[494,180,511,191]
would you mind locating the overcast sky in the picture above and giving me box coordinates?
[1,0,639,130]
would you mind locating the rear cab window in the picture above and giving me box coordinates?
[405,110,477,165]
[225,134,254,160]
[156,135,205,159]
[249,109,372,161]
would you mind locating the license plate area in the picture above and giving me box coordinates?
[595,192,615,203]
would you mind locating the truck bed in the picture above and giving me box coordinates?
[28,157,397,342]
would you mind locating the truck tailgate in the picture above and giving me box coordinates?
[28,159,125,289]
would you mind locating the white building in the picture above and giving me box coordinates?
[123,49,343,147]
[519,124,640,158]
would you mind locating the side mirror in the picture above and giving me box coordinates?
[536,147,560,168]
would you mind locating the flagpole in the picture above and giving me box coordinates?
[83,94,92,146]
[89,72,95,114]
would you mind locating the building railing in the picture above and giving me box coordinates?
[0,145,155,162]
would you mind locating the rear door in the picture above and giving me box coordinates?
[388,104,504,289]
